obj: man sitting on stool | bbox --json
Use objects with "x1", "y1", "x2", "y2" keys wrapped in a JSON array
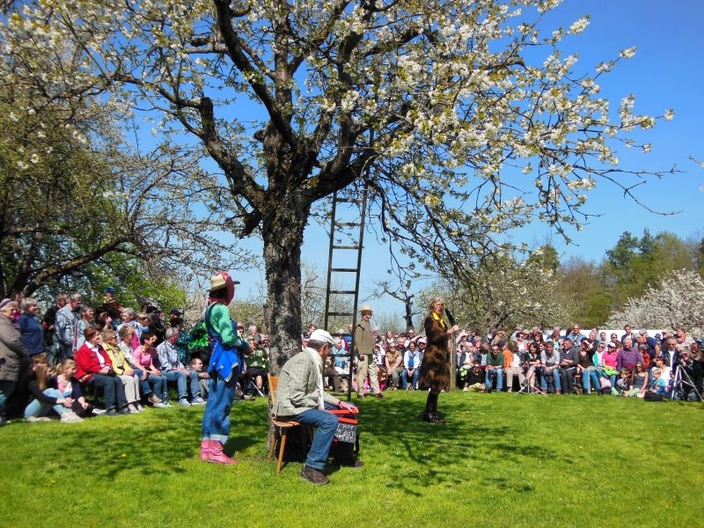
[{"x1": 272, "y1": 329, "x2": 363, "y2": 485}]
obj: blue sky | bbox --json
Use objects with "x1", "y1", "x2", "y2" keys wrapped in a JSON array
[{"x1": 232, "y1": 0, "x2": 704, "y2": 321}]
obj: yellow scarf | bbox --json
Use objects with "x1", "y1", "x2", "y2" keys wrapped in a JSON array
[{"x1": 432, "y1": 311, "x2": 447, "y2": 331}]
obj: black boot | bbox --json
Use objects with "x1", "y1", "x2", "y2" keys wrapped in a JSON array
[
  {"x1": 429, "y1": 391, "x2": 445, "y2": 422},
  {"x1": 421, "y1": 392, "x2": 442, "y2": 423}
]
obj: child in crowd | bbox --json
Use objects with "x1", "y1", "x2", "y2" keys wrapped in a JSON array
[
  {"x1": 615, "y1": 369, "x2": 631, "y2": 396},
  {"x1": 54, "y1": 359, "x2": 98, "y2": 418},
  {"x1": 24, "y1": 354, "x2": 83, "y2": 423},
  {"x1": 648, "y1": 368, "x2": 668, "y2": 395}
]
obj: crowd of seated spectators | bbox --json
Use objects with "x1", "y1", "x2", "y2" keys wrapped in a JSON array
[
  {"x1": 4, "y1": 287, "x2": 702, "y2": 427},
  {"x1": 319, "y1": 322, "x2": 704, "y2": 402},
  {"x1": 3, "y1": 290, "x2": 271, "y2": 423}
]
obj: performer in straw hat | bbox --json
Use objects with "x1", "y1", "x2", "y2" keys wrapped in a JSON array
[
  {"x1": 354, "y1": 305, "x2": 383, "y2": 399},
  {"x1": 199, "y1": 272, "x2": 250, "y2": 464}
]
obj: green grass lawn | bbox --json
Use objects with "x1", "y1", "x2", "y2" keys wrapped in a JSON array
[{"x1": 1, "y1": 391, "x2": 702, "y2": 528}]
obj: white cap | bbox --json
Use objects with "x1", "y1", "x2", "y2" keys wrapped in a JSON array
[{"x1": 309, "y1": 329, "x2": 335, "y2": 346}]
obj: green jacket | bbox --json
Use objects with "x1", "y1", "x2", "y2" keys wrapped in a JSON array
[
  {"x1": 353, "y1": 319, "x2": 374, "y2": 356},
  {"x1": 272, "y1": 348, "x2": 335, "y2": 418}
]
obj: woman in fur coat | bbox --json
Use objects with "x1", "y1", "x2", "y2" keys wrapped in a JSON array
[{"x1": 419, "y1": 297, "x2": 459, "y2": 422}]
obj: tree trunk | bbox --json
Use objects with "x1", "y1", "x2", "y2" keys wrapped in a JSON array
[{"x1": 262, "y1": 197, "x2": 310, "y2": 375}]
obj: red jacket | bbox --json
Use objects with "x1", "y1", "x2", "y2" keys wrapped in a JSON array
[{"x1": 75, "y1": 343, "x2": 111, "y2": 382}]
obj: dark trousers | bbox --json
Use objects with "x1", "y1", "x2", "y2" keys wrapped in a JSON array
[{"x1": 90, "y1": 374, "x2": 127, "y2": 411}]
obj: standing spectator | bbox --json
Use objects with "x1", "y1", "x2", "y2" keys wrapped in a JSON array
[
  {"x1": 248, "y1": 325, "x2": 262, "y2": 345},
  {"x1": 674, "y1": 326, "x2": 694, "y2": 352},
  {"x1": 117, "y1": 308, "x2": 141, "y2": 349},
  {"x1": 55, "y1": 293, "x2": 82, "y2": 362},
  {"x1": 621, "y1": 324, "x2": 636, "y2": 344},
  {"x1": 566, "y1": 324, "x2": 585, "y2": 343},
  {"x1": 42, "y1": 293, "x2": 66, "y2": 364},
  {"x1": 75, "y1": 306, "x2": 95, "y2": 352},
  {"x1": 74, "y1": 325, "x2": 130, "y2": 416},
  {"x1": 548, "y1": 327, "x2": 562, "y2": 346},
  {"x1": 169, "y1": 309, "x2": 184, "y2": 328},
  {"x1": 609, "y1": 332, "x2": 621, "y2": 349},
  {"x1": 0, "y1": 299, "x2": 29, "y2": 426},
  {"x1": 101, "y1": 287, "x2": 123, "y2": 327},
  {"x1": 419, "y1": 297, "x2": 459, "y2": 422},
  {"x1": 200, "y1": 272, "x2": 250, "y2": 464},
  {"x1": 354, "y1": 305, "x2": 383, "y2": 399},
  {"x1": 145, "y1": 305, "x2": 166, "y2": 345},
  {"x1": 637, "y1": 329, "x2": 660, "y2": 363},
  {"x1": 18, "y1": 298, "x2": 45, "y2": 358}
]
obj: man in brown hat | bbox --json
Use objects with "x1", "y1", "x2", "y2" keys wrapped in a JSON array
[{"x1": 354, "y1": 305, "x2": 383, "y2": 399}]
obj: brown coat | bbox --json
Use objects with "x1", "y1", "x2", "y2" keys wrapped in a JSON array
[{"x1": 419, "y1": 314, "x2": 450, "y2": 392}]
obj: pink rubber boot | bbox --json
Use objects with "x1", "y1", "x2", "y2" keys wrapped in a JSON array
[
  {"x1": 200, "y1": 440, "x2": 213, "y2": 461},
  {"x1": 203, "y1": 440, "x2": 238, "y2": 464}
]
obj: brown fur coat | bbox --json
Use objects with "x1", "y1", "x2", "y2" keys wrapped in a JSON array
[{"x1": 419, "y1": 313, "x2": 451, "y2": 392}]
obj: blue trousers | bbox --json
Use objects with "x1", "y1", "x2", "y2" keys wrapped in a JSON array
[
  {"x1": 161, "y1": 370, "x2": 187, "y2": 400},
  {"x1": 581, "y1": 368, "x2": 601, "y2": 393},
  {"x1": 201, "y1": 366, "x2": 239, "y2": 444},
  {"x1": 90, "y1": 374, "x2": 127, "y2": 411},
  {"x1": 25, "y1": 389, "x2": 69, "y2": 417},
  {"x1": 295, "y1": 402, "x2": 339, "y2": 471}
]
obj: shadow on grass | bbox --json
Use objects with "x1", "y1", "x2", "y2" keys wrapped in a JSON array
[
  {"x1": 356, "y1": 395, "x2": 544, "y2": 492},
  {"x1": 47, "y1": 402, "x2": 270, "y2": 481}
]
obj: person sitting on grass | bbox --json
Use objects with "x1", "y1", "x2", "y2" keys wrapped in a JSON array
[
  {"x1": 648, "y1": 368, "x2": 667, "y2": 396},
  {"x1": 24, "y1": 354, "x2": 83, "y2": 423},
  {"x1": 463, "y1": 363, "x2": 485, "y2": 392},
  {"x1": 54, "y1": 359, "x2": 99, "y2": 418},
  {"x1": 615, "y1": 369, "x2": 632, "y2": 396},
  {"x1": 626, "y1": 362, "x2": 649, "y2": 398}
]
